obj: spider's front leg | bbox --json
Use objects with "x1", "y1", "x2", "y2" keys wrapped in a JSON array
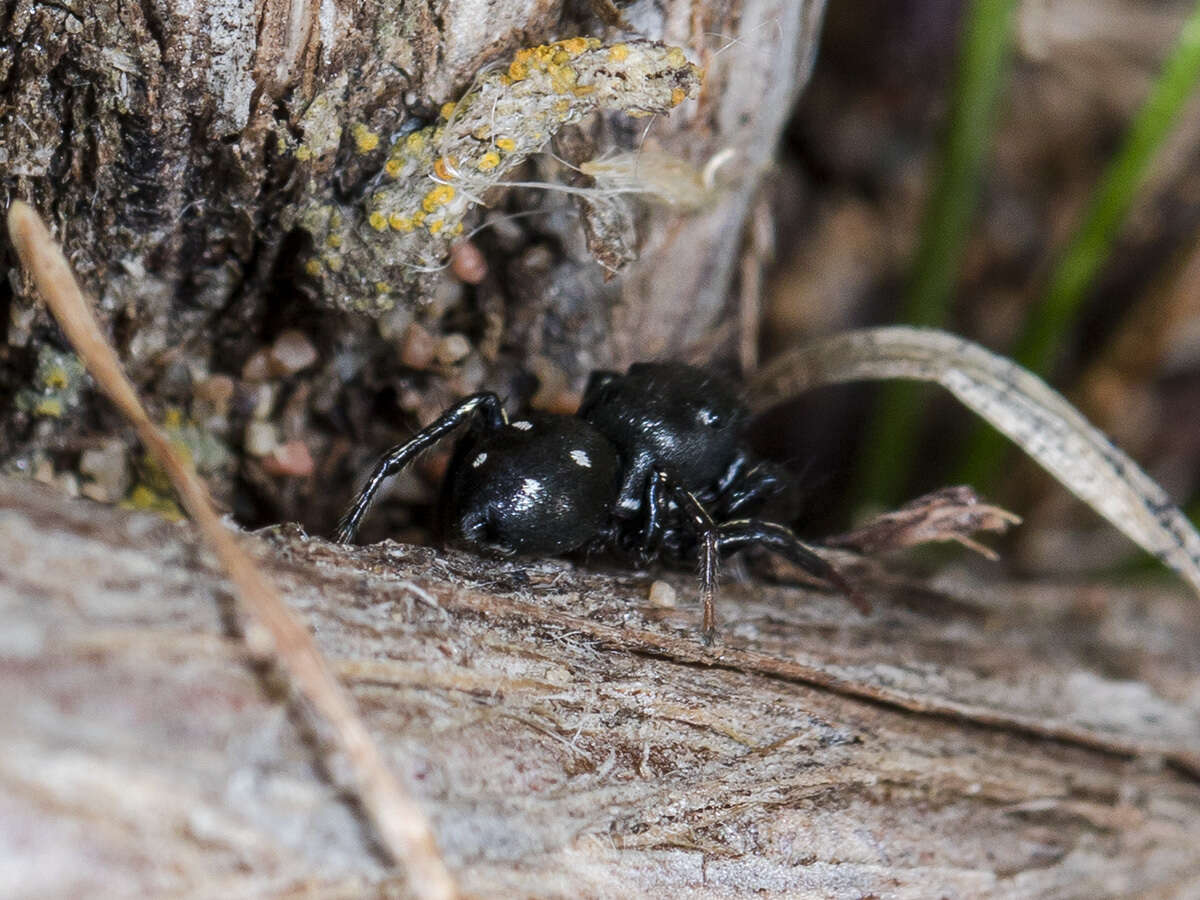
[
  {"x1": 650, "y1": 469, "x2": 868, "y2": 642},
  {"x1": 333, "y1": 392, "x2": 507, "y2": 544},
  {"x1": 709, "y1": 450, "x2": 788, "y2": 519},
  {"x1": 650, "y1": 469, "x2": 722, "y2": 642},
  {"x1": 717, "y1": 519, "x2": 868, "y2": 615}
]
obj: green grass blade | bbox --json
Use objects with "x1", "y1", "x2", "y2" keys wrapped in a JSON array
[
  {"x1": 856, "y1": 0, "x2": 1020, "y2": 509},
  {"x1": 956, "y1": 3, "x2": 1200, "y2": 490}
]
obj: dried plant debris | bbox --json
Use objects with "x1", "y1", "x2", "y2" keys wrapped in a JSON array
[
  {"x1": 828, "y1": 485, "x2": 1021, "y2": 560},
  {"x1": 295, "y1": 39, "x2": 703, "y2": 314},
  {"x1": 751, "y1": 327, "x2": 1200, "y2": 598},
  {"x1": 579, "y1": 147, "x2": 735, "y2": 210}
]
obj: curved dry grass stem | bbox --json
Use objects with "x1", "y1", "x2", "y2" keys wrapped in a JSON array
[
  {"x1": 6, "y1": 200, "x2": 457, "y2": 900},
  {"x1": 752, "y1": 326, "x2": 1200, "y2": 600}
]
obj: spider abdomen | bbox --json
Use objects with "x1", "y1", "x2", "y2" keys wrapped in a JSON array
[{"x1": 441, "y1": 414, "x2": 621, "y2": 555}]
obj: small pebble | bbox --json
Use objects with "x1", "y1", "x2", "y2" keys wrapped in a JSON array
[
  {"x1": 269, "y1": 329, "x2": 319, "y2": 376},
  {"x1": 241, "y1": 349, "x2": 273, "y2": 382},
  {"x1": 245, "y1": 421, "x2": 279, "y2": 457},
  {"x1": 435, "y1": 333, "x2": 471, "y2": 366},
  {"x1": 194, "y1": 374, "x2": 235, "y2": 417},
  {"x1": 400, "y1": 323, "x2": 437, "y2": 370},
  {"x1": 450, "y1": 241, "x2": 488, "y2": 284},
  {"x1": 648, "y1": 580, "x2": 677, "y2": 608},
  {"x1": 32, "y1": 458, "x2": 54, "y2": 484},
  {"x1": 263, "y1": 439, "x2": 315, "y2": 477},
  {"x1": 79, "y1": 439, "x2": 130, "y2": 502},
  {"x1": 378, "y1": 306, "x2": 415, "y2": 341},
  {"x1": 249, "y1": 383, "x2": 277, "y2": 421}
]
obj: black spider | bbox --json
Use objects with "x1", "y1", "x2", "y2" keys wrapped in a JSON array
[{"x1": 334, "y1": 362, "x2": 862, "y2": 641}]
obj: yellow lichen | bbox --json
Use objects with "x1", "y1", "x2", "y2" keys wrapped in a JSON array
[
  {"x1": 440, "y1": 101, "x2": 457, "y2": 120},
  {"x1": 572, "y1": 84, "x2": 595, "y2": 98},
  {"x1": 476, "y1": 151, "x2": 501, "y2": 172},
  {"x1": 670, "y1": 87, "x2": 687, "y2": 106},
  {"x1": 43, "y1": 366, "x2": 69, "y2": 390},
  {"x1": 433, "y1": 156, "x2": 457, "y2": 180},
  {"x1": 405, "y1": 131, "x2": 426, "y2": 153},
  {"x1": 163, "y1": 407, "x2": 184, "y2": 429},
  {"x1": 495, "y1": 137, "x2": 517, "y2": 153},
  {"x1": 375, "y1": 282, "x2": 390, "y2": 293},
  {"x1": 326, "y1": 233, "x2": 342, "y2": 249},
  {"x1": 385, "y1": 158, "x2": 403, "y2": 178},
  {"x1": 428, "y1": 219, "x2": 444, "y2": 235},
  {"x1": 508, "y1": 47, "x2": 535, "y2": 82},
  {"x1": 608, "y1": 43, "x2": 629, "y2": 62},
  {"x1": 368, "y1": 211, "x2": 388, "y2": 231},
  {"x1": 295, "y1": 145, "x2": 313, "y2": 161},
  {"x1": 549, "y1": 65, "x2": 577, "y2": 94},
  {"x1": 422, "y1": 184, "x2": 456, "y2": 212},
  {"x1": 32, "y1": 397, "x2": 63, "y2": 418},
  {"x1": 123, "y1": 484, "x2": 184, "y2": 521},
  {"x1": 388, "y1": 213, "x2": 413, "y2": 232},
  {"x1": 667, "y1": 47, "x2": 687, "y2": 67},
  {"x1": 352, "y1": 123, "x2": 380, "y2": 153},
  {"x1": 305, "y1": 258, "x2": 323, "y2": 276},
  {"x1": 127, "y1": 484, "x2": 157, "y2": 509},
  {"x1": 325, "y1": 255, "x2": 344, "y2": 272}
]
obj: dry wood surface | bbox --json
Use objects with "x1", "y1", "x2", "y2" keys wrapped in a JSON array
[{"x1": 3, "y1": 475, "x2": 1200, "y2": 897}]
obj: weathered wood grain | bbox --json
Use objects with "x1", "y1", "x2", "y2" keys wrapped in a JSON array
[{"x1": 3, "y1": 475, "x2": 1199, "y2": 897}]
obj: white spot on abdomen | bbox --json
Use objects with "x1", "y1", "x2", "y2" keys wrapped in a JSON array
[
  {"x1": 514, "y1": 477, "x2": 543, "y2": 512},
  {"x1": 569, "y1": 449, "x2": 591, "y2": 468},
  {"x1": 472, "y1": 452, "x2": 488, "y2": 468},
  {"x1": 511, "y1": 420, "x2": 533, "y2": 431}
]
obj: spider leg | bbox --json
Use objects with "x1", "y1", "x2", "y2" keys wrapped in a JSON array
[
  {"x1": 653, "y1": 469, "x2": 721, "y2": 643},
  {"x1": 638, "y1": 468, "x2": 668, "y2": 562},
  {"x1": 717, "y1": 519, "x2": 868, "y2": 614},
  {"x1": 333, "y1": 392, "x2": 507, "y2": 543},
  {"x1": 713, "y1": 453, "x2": 787, "y2": 519}
]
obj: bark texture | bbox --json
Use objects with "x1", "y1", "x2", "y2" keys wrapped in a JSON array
[
  {"x1": 4, "y1": 475, "x2": 1200, "y2": 897},
  {"x1": 1, "y1": 0, "x2": 821, "y2": 378}
]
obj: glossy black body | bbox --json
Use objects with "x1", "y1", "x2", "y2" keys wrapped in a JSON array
[
  {"x1": 579, "y1": 363, "x2": 749, "y2": 514},
  {"x1": 441, "y1": 413, "x2": 621, "y2": 555},
  {"x1": 334, "y1": 363, "x2": 856, "y2": 640}
]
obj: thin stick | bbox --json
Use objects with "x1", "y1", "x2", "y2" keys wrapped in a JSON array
[{"x1": 6, "y1": 200, "x2": 457, "y2": 900}]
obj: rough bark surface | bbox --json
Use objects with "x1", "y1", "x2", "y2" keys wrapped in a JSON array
[
  {"x1": 1, "y1": 0, "x2": 821, "y2": 381},
  {"x1": 4, "y1": 475, "x2": 1200, "y2": 897}
]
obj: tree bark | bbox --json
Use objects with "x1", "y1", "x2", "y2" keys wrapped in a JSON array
[
  {"x1": 3, "y1": 474, "x2": 1199, "y2": 897},
  {"x1": 2, "y1": 0, "x2": 822, "y2": 375}
]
